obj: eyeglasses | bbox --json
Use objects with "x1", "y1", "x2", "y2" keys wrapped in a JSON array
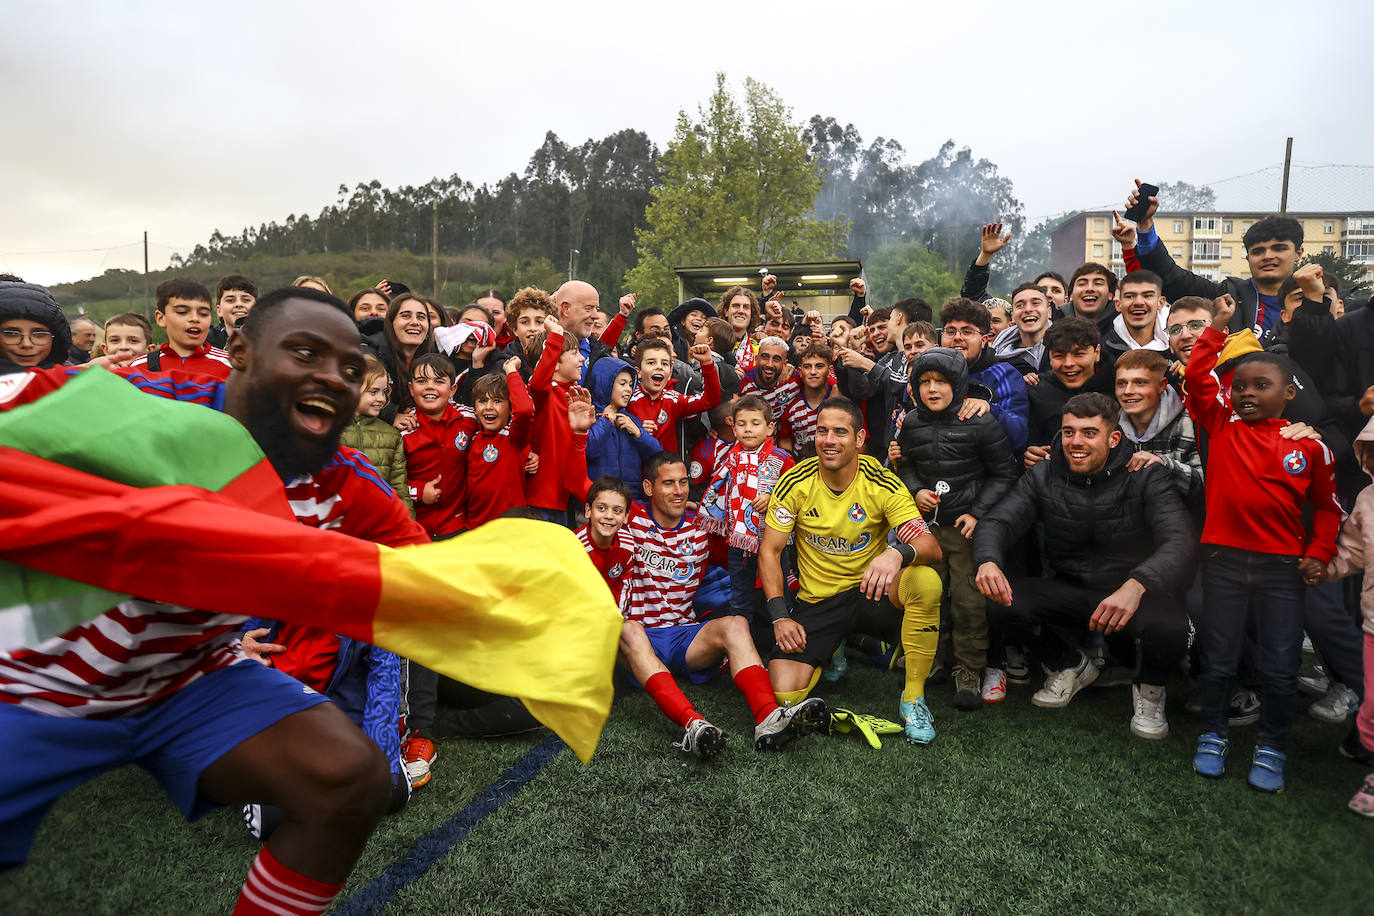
[
  {"x1": 0, "y1": 328, "x2": 53, "y2": 343},
  {"x1": 941, "y1": 326, "x2": 984, "y2": 339},
  {"x1": 1165, "y1": 319, "x2": 1209, "y2": 336}
]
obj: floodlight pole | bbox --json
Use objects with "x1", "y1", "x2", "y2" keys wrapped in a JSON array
[{"x1": 1280, "y1": 137, "x2": 1293, "y2": 214}]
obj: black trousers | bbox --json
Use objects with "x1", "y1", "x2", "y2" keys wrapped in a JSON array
[{"x1": 988, "y1": 577, "x2": 1188, "y2": 685}]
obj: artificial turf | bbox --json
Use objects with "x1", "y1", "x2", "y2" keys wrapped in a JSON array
[{"x1": 3, "y1": 663, "x2": 1368, "y2": 915}]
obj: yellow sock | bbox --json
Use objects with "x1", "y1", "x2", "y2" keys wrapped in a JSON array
[
  {"x1": 899, "y1": 565, "x2": 943, "y2": 703},
  {"x1": 774, "y1": 667, "x2": 822, "y2": 706}
]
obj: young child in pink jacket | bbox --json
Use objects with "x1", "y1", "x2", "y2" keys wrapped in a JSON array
[{"x1": 1319, "y1": 415, "x2": 1374, "y2": 817}]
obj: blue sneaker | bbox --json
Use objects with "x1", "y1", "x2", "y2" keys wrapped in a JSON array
[
  {"x1": 900, "y1": 695, "x2": 936, "y2": 745},
  {"x1": 822, "y1": 644, "x2": 848, "y2": 683},
  {"x1": 1193, "y1": 732, "x2": 1229, "y2": 779},
  {"x1": 1247, "y1": 746, "x2": 1287, "y2": 794}
]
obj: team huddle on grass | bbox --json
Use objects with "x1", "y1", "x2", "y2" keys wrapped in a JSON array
[{"x1": 0, "y1": 177, "x2": 1371, "y2": 915}]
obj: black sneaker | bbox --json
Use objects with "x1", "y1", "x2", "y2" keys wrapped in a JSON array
[
  {"x1": 754, "y1": 697, "x2": 828, "y2": 751},
  {"x1": 952, "y1": 665, "x2": 981, "y2": 710},
  {"x1": 1341, "y1": 723, "x2": 1374, "y2": 765}
]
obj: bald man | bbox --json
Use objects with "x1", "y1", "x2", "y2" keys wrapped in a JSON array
[{"x1": 552, "y1": 280, "x2": 612, "y2": 384}]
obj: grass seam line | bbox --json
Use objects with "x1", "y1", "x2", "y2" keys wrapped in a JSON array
[{"x1": 334, "y1": 735, "x2": 566, "y2": 915}]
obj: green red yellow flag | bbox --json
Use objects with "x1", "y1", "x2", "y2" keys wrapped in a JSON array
[{"x1": 0, "y1": 369, "x2": 621, "y2": 763}]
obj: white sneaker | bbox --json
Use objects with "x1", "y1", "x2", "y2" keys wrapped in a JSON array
[
  {"x1": 1308, "y1": 682, "x2": 1360, "y2": 723},
  {"x1": 1297, "y1": 665, "x2": 1330, "y2": 696},
  {"x1": 981, "y1": 667, "x2": 1007, "y2": 703},
  {"x1": 1031, "y1": 654, "x2": 1099, "y2": 708},
  {"x1": 674, "y1": 718, "x2": 727, "y2": 759},
  {"x1": 1130, "y1": 684, "x2": 1168, "y2": 739}
]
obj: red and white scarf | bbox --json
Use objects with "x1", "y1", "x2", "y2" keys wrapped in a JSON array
[
  {"x1": 699, "y1": 438, "x2": 786, "y2": 555},
  {"x1": 734, "y1": 335, "x2": 756, "y2": 373}
]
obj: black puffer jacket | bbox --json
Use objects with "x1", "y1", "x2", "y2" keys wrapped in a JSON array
[
  {"x1": 973, "y1": 438, "x2": 1197, "y2": 594},
  {"x1": 896, "y1": 348, "x2": 1018, "y2": 521},
  {"x1": 0, "y1": 281, "x2": 71, "y2": 374}
]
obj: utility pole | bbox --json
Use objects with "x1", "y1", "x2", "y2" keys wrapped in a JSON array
[
  {"x1": 143, "y1": 231, "x2": 151, "y2": 323},
  {"x1": 1280, "y1": 137, "x2": 1293, "y2": 213},
  {"x1": 431, "y1": 200, "x2": 439, "y2": 297}
]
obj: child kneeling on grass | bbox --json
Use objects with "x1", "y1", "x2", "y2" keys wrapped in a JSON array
[{"x1": 1186, "y1": 294, "x2": 1342, "y2": 794}]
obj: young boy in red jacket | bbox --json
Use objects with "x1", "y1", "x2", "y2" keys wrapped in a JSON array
[
  {"x1": 401, "y1": 353, "x2": 471, "y2": 540},
  {"x1": 129, "y1": 278, "x2": 232, "y2": 379},
  {"x1": 462, "y1": 356, "x2": 536, "y2": 528},
  {"x1": 1186, "y1": 293, "x2": 1342, "y2": 794},
  {"x1": 526, "y1": 316, "x2": 592, "y2": 525},
  {"x1": 627, "y1": 336, "x2": 721, "y2": 455}
]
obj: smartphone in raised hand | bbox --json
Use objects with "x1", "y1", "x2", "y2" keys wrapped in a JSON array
[{"x1": 1124, "y1": 183, "x2": 1159, "y2": 223}]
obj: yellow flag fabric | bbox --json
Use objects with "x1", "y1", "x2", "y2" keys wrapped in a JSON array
[{"x1": 376, "y1": 518, "x2": 621, "y2": 764}]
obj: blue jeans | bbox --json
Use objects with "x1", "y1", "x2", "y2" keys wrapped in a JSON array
[
  {"x1": 1199, "y1": 546, "x2": 1304, "y2": 749},
  {"x1": 726, "y1": 546, "x2": 761, "y2": 620}
]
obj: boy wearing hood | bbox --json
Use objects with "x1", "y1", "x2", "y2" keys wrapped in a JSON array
[
  {"x1": 895, "y1": 348, "x2": 1019, "y2": 708},
  {"x1": 1114, "y1": 350, "x2": 1203, "y2": 507},
  {"x1": 1101, "y1": 270, "x2": 1171, "y2": 363},
  {"x1": 0, "y1": 282, "x2": 70, "y2": 374},
  {"x1": 587, "y1": 356, "x2": 663, "y2": 489}
]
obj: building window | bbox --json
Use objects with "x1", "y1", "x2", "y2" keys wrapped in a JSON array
[
  {"x1": 1092, "y1": 218, "x2": 1105, "y2": 233},
  {"x1": 1092, "y1": 243, "x2": 1104, "y2": 257},
  {"x1": 1171, "y1": 248, "x2": 1184, "y2": 258},
  {"x1": 1345, "y1": 240, "x2": 1374, "y2": 263},
  {"x1": 1324, "y1": 245, "x2": 1334, "y2": 255},
  {"x1": 1348, "y1": 217, "x2": 1374, "y2": 236},
  {"x1": 1173, "y1": 220, "x2": 1184, "y2": 234},
  {"x1": 1194, "y1": 216, "x2": 1220, "y2": 232},
  {"x1": 1222, "y1": 220, "x2": 1233, "y2": 233},
  {"x1": 1221, "y1": 246, "x2": 1232, "y2": 258},
  {"x1": 1324, "y1": 221, "x2": 1335, "y2": 234},
  {"x1": 1242, "y1": 220, "x2": 1254, "y2": 233},
  {"x1": 1193, "y1": 240, "x2": 1221, "y2": 262}
]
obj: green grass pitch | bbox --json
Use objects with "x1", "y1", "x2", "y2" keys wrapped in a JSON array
[{"x1": 2, "y1": 664, "x2": 1368, "y2": 915}]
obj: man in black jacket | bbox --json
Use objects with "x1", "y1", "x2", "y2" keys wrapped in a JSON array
[
  {"x1": 1126, "y1": 181, "x2": 1303, "y2": 349},
  {"x1": 973, "y1": 392, "x2": 1196, "y2": 739}
]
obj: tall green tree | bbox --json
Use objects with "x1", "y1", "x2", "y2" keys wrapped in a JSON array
[
  {"x1": 624, "y1": 75, "x2": 848, "y2": 308},
  {"x1": 865, "y1": 240, "x2": 962, "y2": 308}
]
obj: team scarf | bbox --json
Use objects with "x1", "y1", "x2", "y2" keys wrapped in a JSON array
[
  {"x1": 699, "y1": 437, "x2": 786, "y2": 555},
  {"x1": 0, "y1": 369, "x2": 618, "y2": 763},
  {"x1": 433, "y1": 320, "x2": 496, "y2": 356},
  {"x1": 734, "y1": 335, "x2": 756, "y2": 373}
]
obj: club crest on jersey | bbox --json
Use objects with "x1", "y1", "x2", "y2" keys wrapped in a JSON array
[
  {"x1": 1283, "y1": 449, "x2": 1307, "y2": 474},
  {"x1": 689, "y1": 460, "x2": 703, "y2": 479},
  {"x1": 482, "y1": 444, "x2": 499, "y2": 463},
  {"x1": 454, "y1": 431, "x2": 470, "y2": 450},
  {"x1": 848, "y1": 502, "x2": 866, "y2": 523},
  {"x1": 657, "y1": 409, "x2": 668, "y2": 425},
  {"x1": 608, "y1": 563, "x2": 624, "y2": 579}
]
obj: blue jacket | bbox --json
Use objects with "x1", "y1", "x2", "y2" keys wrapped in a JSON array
[
  {"x1": 586, "y1": 357, "x2": 663, "y2": 486},
  {"x1": 244, "y1": 619, "x2": 406, "y2": 791},
  {"x1": 967, "y1": 349, "x2": 1030, "y2": 452}
]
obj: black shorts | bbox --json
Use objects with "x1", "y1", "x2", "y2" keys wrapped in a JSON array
[{"x1": 770, "y1": 586, "x2": 898, "y2": 667}]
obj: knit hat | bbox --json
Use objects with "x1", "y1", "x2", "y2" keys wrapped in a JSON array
[{"x1": 668, "y1": 298, "x2": 716, "y2": 327}]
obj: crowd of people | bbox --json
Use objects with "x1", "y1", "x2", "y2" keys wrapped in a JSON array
[{"x1": 1, "y1": 177, "x2": 1372, "y2": 913}]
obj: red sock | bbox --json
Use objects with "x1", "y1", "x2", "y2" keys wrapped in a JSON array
[
  {"x1": 734, "y1": 664, "x2": 780, "y2": 724},
  {"x1": 644, "y1": 671, "x2": 701, "y2": 728},
  {"x1": 234, "y1": 844, "x2": 344, "y2": 915}
]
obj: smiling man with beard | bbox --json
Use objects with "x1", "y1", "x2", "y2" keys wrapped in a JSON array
[
  {"x1": 974, "y1": 392, "x2": 1196, "y2": 739},
  {"x1": 0, "y1": 286, "x2": 430, "y2": 915}
]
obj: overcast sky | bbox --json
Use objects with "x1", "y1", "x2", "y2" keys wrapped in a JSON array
[{"x1": 4, "y1": 0, "x2": 1370, "y2": 285}]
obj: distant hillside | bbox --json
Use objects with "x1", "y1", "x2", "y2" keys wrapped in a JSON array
[{"x1": 48, "y1": 249, "x2": 568, "y2": 326}]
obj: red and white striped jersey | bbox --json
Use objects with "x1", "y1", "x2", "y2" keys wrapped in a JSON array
[
  {"x1": 575, "y1": 524, "x2": 638, "y2": 604},
  {"x1": 739, "y1": 369, "x2": 802, "y2": 425},
  {"x1": 779, "y1": 385, "x2": 835, "y2": 455},
  {"x1": 621, "y1": 503, "x2": 710, "y2": 628},
  {"x1": 0, "y1": 439, "x2": 426, "y2": 718}
]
